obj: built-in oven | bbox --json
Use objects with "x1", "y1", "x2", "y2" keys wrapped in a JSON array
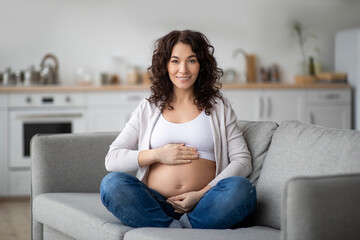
[{"x1": 8, "y1": 92, "x2": 87, "y2": 168}]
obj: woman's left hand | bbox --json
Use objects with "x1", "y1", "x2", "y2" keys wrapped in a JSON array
[{"x1": 167, "y1": 191, "x2": 203, "y2": 213}]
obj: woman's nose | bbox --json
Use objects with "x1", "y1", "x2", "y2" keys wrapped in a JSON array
[{"x1": 179, "y1": 62, "x2": 188, "y2": 73}]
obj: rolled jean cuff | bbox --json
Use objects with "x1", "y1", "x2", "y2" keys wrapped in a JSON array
[
  {"x1": 169, "y1": 219, "x2": 182, "y2": 228},
  {"x1": 179, "y1": 214, "x2": 192, "y2": 228}
]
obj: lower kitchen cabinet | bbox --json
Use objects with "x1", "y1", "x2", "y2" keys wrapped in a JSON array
[
  {"x1": 304, "y1": 89, "x2": 351, "y2": 129},
  {"x1": 8, "y1": 170, "x2": 31, "y2": 196},
  {"x1": 306, "y1": 105, "x2": 351, "y2": 129},
  {"x1": 0, "y1": 108, "x2": 8, "y2": 196},
  {"x1": 224, "y1": 88, "x2": 351, "y2": 129},
  {"x1": 222, "y1": 89, "x2": 259, "y2": 121},
  {"x1": 223, "y1": 89, "x2": 305, "y2": 124},
  {"x1": 86, "y1": 91, "x2": 150, "y2": 133},
  {"x1": 258, "y1": 90, "x2": 305, "y2": 124},
  {"x1": 88, "y1": 108, "x2": 130, "y2": 133}
]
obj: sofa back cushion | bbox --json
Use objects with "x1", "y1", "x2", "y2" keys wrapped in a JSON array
[
  {"x1": 253, "y1": 120, "x2": 360, "y2": 229},
  {"x1": 237, "y1": 120, "x2": 278, "y2": 185},
  {"x1": 31, "y1": 132, "x2": 118, "y2": 197}
]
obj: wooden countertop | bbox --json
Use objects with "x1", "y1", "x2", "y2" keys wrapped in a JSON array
[{"x1": 0, "y1": 82, "x2": 351, "y2": 93}]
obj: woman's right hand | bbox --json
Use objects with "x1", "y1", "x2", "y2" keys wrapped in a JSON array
[{"x1": 155, "y1": 144, "x2": 199, "y2": 165}]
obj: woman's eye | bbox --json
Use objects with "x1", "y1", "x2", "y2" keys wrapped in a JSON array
[
  {"x1": 189, "y1": 59, "x2": 197, "y2": 63},
  {"x1": 171, "y1": 60, "x2": 178, "y2": 63}
]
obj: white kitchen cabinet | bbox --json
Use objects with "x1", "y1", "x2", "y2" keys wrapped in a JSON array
[
  {"x1": 305, "y1": 89, "x2": 351, "y2": 129},
  {"x1": 222, "y1": 89, "x2": 259, "y2": 121},
  {"x1": 87, "y1": 91, "x2": 150, "y2": 132},
  {"x1": 223, "y1": 89, "x2": 305, "y2": 124},
  {"x1": 9, "y1": 170, "x2": 31, "y2": 196},
  {"x1": 0, "y1": 94, "x2": 8, "y2": 196},
  {"x1": 88, "y1": 106, "x2": 138, "y2": 133},
  {"x1": 306, "y1": 105, "x2": 351, "y2": 129},
  {"x1": 257, "y1": 90, "x2": 305, "y2": 123}
]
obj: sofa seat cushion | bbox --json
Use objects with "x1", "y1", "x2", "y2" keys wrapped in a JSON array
[
  {"x1": 33, "y1": 193, "x2": 132, "y2": 240},
  {"x1": 124, "y1": 226, "x2": 280, "y2": 240},
  {"x1": 254, "y1": 120, "x2": 360, "y2": 229},
  {"x1": 44, "y1": 225, "x2": 77, "y2": 240}
]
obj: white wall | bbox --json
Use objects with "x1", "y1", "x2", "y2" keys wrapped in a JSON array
[{"x1": 1, "y1": 0, "x2": 359, "y2": 84}]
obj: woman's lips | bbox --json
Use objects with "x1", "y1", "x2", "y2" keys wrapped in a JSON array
[{"x1": 177, "y1": 76, "x2": 191, "y2": 82}]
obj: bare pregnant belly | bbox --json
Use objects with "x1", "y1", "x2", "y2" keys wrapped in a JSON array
[{"x1": 147, "y1": 159, "x2": 216, "y2": 198}]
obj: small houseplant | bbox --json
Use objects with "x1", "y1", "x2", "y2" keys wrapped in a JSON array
[{"x1": 292, "y1": 21, "x2": 317, "y2": 76}]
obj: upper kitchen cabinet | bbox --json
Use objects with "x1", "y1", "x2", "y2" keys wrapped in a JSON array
[{"x1": 223, "y1": 89, "x2": 305, "y2": 124}]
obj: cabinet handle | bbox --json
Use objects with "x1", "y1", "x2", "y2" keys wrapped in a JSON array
[
  {"x1": 42, "y1": 97, "x2": 54, "y2": 103},
  {"x1": 310, "y1": 112, "x2": 315, "y2": 124},
  {"x1": 126, "y1": 95, "x2": 141, "y2": 101},
  {"x1": 26, "y1": 96, "x2": 32, "y2": 103},
  {"x1": 322, "y1": 93, "x2": 340, "y2": 100},
  {"x1": 257, "y1": 96, "x2": 264, "y2": 120},
  {"x1": 266, "y1": 96, "x2": 271, "y2": 118},
  {"x1": 16, "y1": 113, "x2": 83, "y2": 120}
]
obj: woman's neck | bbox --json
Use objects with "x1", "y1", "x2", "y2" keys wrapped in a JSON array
[{"x1": 172, "y1": 88, "x2": 195, "y2": 104}]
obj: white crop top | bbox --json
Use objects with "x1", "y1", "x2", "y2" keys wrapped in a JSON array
[{"x1": 150, "y1": 111, "x2": 215, "y2": 161}]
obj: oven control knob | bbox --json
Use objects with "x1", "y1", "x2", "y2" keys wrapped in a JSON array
[
  {"x1": 26, "y1": 96, "x2": 32, "y2": 103},
  {"x1": 65, "y1": 96, "x2": 71, "y2": 103}
]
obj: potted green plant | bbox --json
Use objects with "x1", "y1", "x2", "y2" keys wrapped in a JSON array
[{"x1": 292, "y1": 21, "x2": 317, "y2": 76}]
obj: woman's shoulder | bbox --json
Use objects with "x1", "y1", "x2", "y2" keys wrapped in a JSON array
[
  {"x1": 212, "y1": 96, "x2": 231, "y2": 111},
  {"x1": 210, "y1": 95, "x2": 237, "y2": 120}
]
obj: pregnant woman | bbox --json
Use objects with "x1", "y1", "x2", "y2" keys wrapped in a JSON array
[{"x1": 100, "y1": 30, "x2": 257, "y2": 229}]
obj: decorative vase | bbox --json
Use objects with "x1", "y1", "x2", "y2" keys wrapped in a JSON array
[{"x1": 298, "y1": 59, "x2": 309, "y2": 76}]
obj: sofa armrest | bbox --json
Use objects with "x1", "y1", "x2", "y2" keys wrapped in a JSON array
[
  {"x1": 282, "y1": 174, "x2": 360, "y2": 240},
  {"x1": 31, "y1": 132, "x2": 118, "y2": 198}
]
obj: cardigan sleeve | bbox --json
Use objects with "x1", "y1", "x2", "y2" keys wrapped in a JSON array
[
  {"x1": 209, "y1": 99, "x2": 252, "y2": 186},
  {"x1": 104, "y1": 100, "x2": 145, "y2": 172}
]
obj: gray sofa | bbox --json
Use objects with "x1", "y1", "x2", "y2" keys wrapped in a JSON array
[{"x1": 31, "y1": 120, "x2": 360, "y2": 240}]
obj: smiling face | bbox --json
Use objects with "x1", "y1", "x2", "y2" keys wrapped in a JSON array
[{"x1": 167, "y1": 42, "x2": 200, "y2": 93}]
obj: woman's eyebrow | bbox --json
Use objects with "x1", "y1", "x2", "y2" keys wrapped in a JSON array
[{"x1": 170, "y1": 55, "x2": 197, "y2": 59}]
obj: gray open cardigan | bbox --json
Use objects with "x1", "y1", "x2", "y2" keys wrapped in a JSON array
[{"x1": 105, "y1": 97, "x2": 252, "y2": 186}]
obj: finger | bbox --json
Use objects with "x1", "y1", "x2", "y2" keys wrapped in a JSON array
[
  {"x1": 167, "y1": 199, "x2": 179, "y2": 206},
  {"x1": 179, "y1": 146, "x2": 198, "y2": 152},
  {"x1": 179, "y1": 150, "x2": 199, "y2": 157},
  {"x1": 170, "y1": 200, "x2": 188, "y2": 210},
  {"x1": 176, "y1": 144, "x2": 196, "y2": 151},
  {"x1": 177, "y1": 153, "x2": 199, "y2": 160},
  {"x1": 167, "y1": 200, "x2": 184, "y2": 211},
  {"x1": 173, "y1": 159, "x2": 193, "y2": 164},
  {"x1": 174, "y1": 210, "x2": 185, "y2": 214},
  {"x1": 167, "y1": 198, "x2": 186, "y2": 209},
  {"x1": 168, "y1": 194, "x2": 185, "y2": 201},
  {"x1": 171, "y1": 203, "x2": 187, "y2": 212},
  {"x1": 173, "y1": 205, "x2": 190, "y2": 213}
]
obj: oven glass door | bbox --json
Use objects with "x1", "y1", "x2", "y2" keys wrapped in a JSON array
[
  {"x1": 9, "y1": 109, "x2": 86, "y2": 168},
  {"x1": 23, "y1": 122, "x2": 72, "y2": 157}
]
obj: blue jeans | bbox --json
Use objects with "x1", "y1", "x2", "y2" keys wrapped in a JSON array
[{"x1": 100, "y1": 172, "x2": 256, "y2": 229}]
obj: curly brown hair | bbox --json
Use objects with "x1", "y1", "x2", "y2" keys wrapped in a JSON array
[{"x1": 147, "y1": 30, "x2": 224, "y2": 115}]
